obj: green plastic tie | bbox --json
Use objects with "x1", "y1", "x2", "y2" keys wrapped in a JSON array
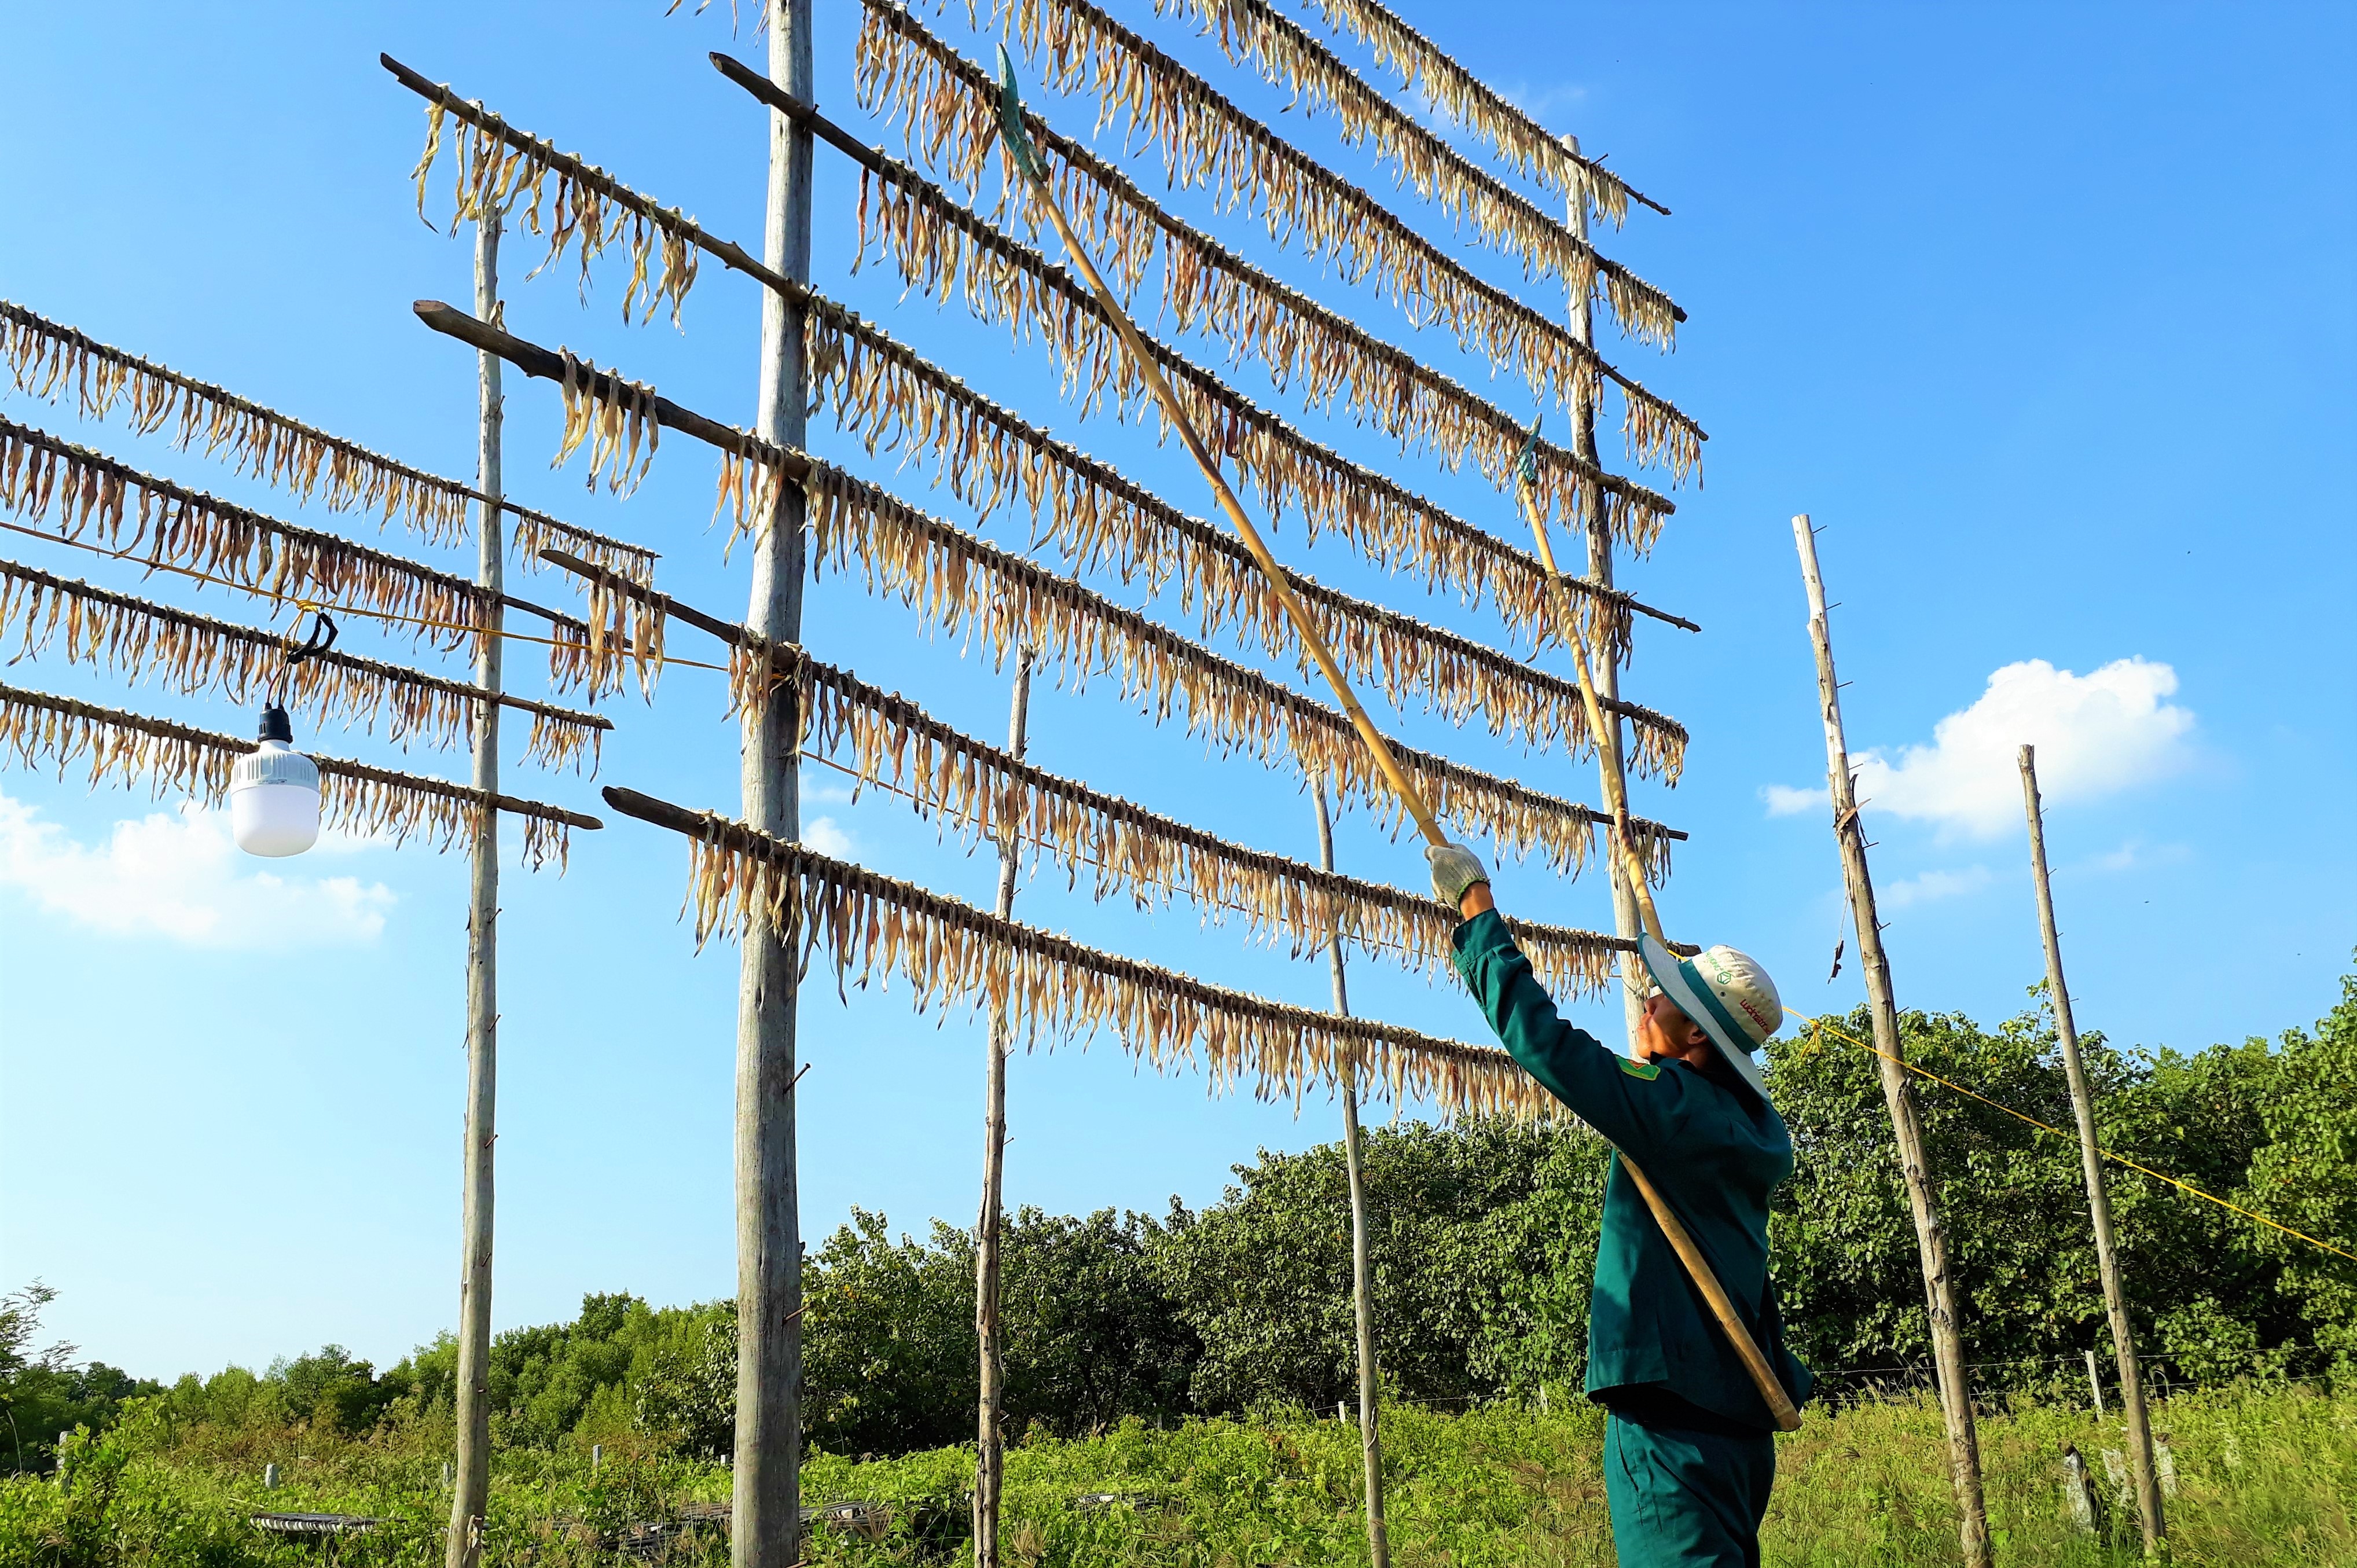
[
  {"x1": 996, "y1": 44, "x2": 1044, "y2": 182},
  {"x1": 1515, "y1": 415, "x2": 1543, "y2": 491}
]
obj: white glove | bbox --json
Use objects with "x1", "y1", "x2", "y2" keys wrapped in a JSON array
[{"x1": 1426, "y1": 841, "x2": 1491, "y2": 906}]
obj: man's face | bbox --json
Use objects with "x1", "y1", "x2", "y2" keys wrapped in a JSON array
[{"x1": 1639, "y1": 992, "x2": 1713, "y2": 1067}]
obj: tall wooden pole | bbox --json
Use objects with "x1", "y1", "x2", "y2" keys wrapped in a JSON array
[
  {"x1": 735, "y1": 5, "x2": 813, "y2": 1565},
  {"x1": 1793, "y1": 516, "x2": 1992, "y2": 1568},
  {"x1": 1315, "y1": 779, "x2": 1390, "y2": 1568},
  {"x1": 2020, "y1": 745, "x2": 2165, "y2": 1556},
  {"x1": 1561, "y1": 133, "x2": 1644, "y2": 1049},
  {"x1": 974, "y1": 651, "x2": 1034, "y2": 1568},
  {"x1": 445, "y1": 210, "x2": 502, "y2": 1568}
]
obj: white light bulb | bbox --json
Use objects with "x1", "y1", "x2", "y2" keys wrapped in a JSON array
[{"x1": 231, "y1": 706, "x2": 321, "y2": 857}]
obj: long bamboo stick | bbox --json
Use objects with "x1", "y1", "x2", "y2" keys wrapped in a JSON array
[
  {"x1": 974, "y1": 651, "x2": 1032, "y2": 1568},
  {"x1": 1316, "y1": 779, "x2": 1390, "y2": 1568},
  {"x1": 1000, "y1": 50, "x2": 1793, "y2": 1431},
  {"x1": 1793, "y1": 515, "x2": 1989, "y2": 1558},
  {"x1": 2020, "y1": 744, "x2": 2165, "y2": 1555},
  {"x1": 1510, "y1": 432, "x2": 1802, "y2": 1434},
  {"x1": 993, "y1": 52, "x2": 1442, "y2": 847},
  {"x1": 446, "y1": 210, "x2": 501, "y2": 1568}
]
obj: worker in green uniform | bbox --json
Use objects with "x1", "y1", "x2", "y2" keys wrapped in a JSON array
[{"x1": 1426, "y1": 840, "x2": 1812, "y2": 1568}]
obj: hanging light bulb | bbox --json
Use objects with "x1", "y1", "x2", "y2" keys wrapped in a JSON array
[{"x1": 232, "y1": 612, "x2": 333, "y2": 857}]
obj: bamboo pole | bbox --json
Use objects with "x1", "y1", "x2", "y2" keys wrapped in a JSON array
[
  {"x1": 996, "y1": 54, "x2": 1798, "y2": 1435},
  {"x1": 1509, "y1": 447, "x2": 1801, "y2": 1434},
  {"x1": 1315, "y1": 778, "x2": 1389, "y2": 1568},
  {"x1": 991, "y1": 58, "x2": 1440, "y2": 847},
  {"x1": 445, "y1": 210, "x2": 501, "y2": 1568},
  {"x1": 2020, "y1": 744, "x2": 2165, "y2": 1557},
  {"x1": 1561, "y1": 134, "x2": 1646, "y2": 1050},
  {"x1": 733, "y1": 5, "x2": 813, "y2": 1565},
  {"x1": 1792, "y1": 516, "x2": 1991, "y2": 1567},
  {"x1": 974, "y1": 650, "x2": 1034, "y2": 1568}
]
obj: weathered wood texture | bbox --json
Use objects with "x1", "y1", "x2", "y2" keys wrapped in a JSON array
[
  {"x1": 974, "y1": 654, "x2": 1033, "y2": 1568},
  {"x1": 733, "y1": 6, "x2": 813, "y2": 1566},
  {"x1": 2021, "y1": 744, "x2": 2165, "y2": 1557},
  {"x1": 1793, "y1": 515, "x2": 1991, "y2": 1568},
  {"x1": 446, "y1": 210, "x2": 502, "y2": 1568},
  {"x1": 1316, "y1": 781, "x2": 1390, "y2": 1568}
]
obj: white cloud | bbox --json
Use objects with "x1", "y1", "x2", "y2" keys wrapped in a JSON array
[
  {"x1": 2087, "y1": 839, "x2": 2191, "y2": 875},
  {"x1": 1767, "y1": 658, "x2": 2193, "y2": 839},
  {"x1": 1879, "y1": 865, "x2": 1993, "y2": 909},
  {"x1": 0, "y1": 791, "x2": 394, "y2": 949},
  {"x1": 1762, "y1": 783, "x2": 1828, "y2": 818},
  {"x1": 805, "y1": 816, "x2": 856, "y2": 859}
]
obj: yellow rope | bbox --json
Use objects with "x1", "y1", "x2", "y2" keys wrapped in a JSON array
[{"x1": 1788, "y1": 1009, "x2": 2357, "y2": 1265}]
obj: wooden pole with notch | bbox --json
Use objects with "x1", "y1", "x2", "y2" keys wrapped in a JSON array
[
  {"x1": 735, "y1": 5, "x2": 813, "y2": 1565},
  {"x1": 1793, "y1": 515, "x2": 1992, "y2": 1567},
  {"x1": 974, "y1": 651, "x2": 1034, "y2": 1568},
  {"x1": 445, "y1": 206, "x2": 502, "y2": 1568},
  {"x1": 1315, "y1": 777, "x2": 1391, "y2": 1568},
  {"x1": 1560, "y1": 133, "x2": 1646, "y2": 1049},
  {"x1": 2021, "y1": 743, "x2": 2164, "y2": 1557},
  {"x1": 995, "y1": 50, "x2": 1797, "y2": 1434}
]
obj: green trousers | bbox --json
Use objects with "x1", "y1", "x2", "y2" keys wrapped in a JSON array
[{"x1": 1604, "y1": 1412, "x2": 1776, "y2": 1568}]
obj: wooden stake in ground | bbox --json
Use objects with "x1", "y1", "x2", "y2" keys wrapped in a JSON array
[
  {"x1": 446, "y1": 208, "x2": 502, "y2": 1568},
  {"x1": 1561, "y1": 133, "x2": 1645, "y2": 1050},
  {"x1": 735, "y1": 6, "x2": 813, "y2": 1566},
  {"x1": 1315, "y1": 779, "x2": 1390, "y2": 1568},
  {"x1": 974, "y1": 651, "x2": 1034, "y2": 1568},
  {"x1": 994, "y1": 49, "x2": 1798, "y2": 1435},
  {"x1": 1792, "y1": 515, "x2": 1992, "y2": 1568},
  {"x1": 2021, "y1": 743, "x2": 2165, "y2": 1558}
]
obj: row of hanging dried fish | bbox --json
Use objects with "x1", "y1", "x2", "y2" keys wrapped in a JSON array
[
  {"x1": 523, "y1": 303, "x2": 1684, "y2": 774},
  {"x1": 799, "y1": 296, "x2": 1664, "y2": 749},
  {"x1": 0, "y1": 417, "x2": 599, "y2": 689},
  {"x1": 395, "y1": 78, "x2": 1678, "y2": 574},
  {"x1": 663, "y1": 798, "x2": 1564, "y2": 1119},
  {"x1": 567, "y1": 557, "x2": 1632, "y2": 997},
  {"x1": 978, "y1": 0, "x2": 1682, "y2": 355},
  {"x1": 0, "y1": 559, "x2": 608, "y2": 772},
  {"x1": 407, "y1": 83, "x2": 702, "y2": 330},
  {"x1": 858, "y1": 2, "x2": 1694, "y2": 475},
  {"x1": 0, "y1": 680, "x2": 590, "y2": 867},
  {"x1": 1151, "y1": 0, "x2": 1654, "y2": 232},
  {"x1": 0, "y1": 300, "x2": 657, "y2": 583},
  {"x1": 554, "y1": 348, "x2": 661, "y2": 498},
  {"x1": 847, "y1": 90, "x2": 1701, "y2": 539},
  {"x1": 1294, "y1": 0, "x2": 1652, "y2": 218},
  {"x1": 798, "y1": 457, "x2": 1685, "y2": 866}
]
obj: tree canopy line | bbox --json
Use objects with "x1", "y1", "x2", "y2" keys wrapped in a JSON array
[{"x1": 8, "y1": 976, "x2": 2352, "y2": 1472}]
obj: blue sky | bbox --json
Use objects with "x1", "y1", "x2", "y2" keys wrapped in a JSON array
[{"x1": 2, "y1": 2, "x2": 2349, "y2": 1382}]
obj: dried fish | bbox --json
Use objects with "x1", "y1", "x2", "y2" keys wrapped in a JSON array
[
  {"x1": 858, "y1": 1, "x2": 1691, "y2": 479},
  {"x1": 667, "y1": 799, "x2": 1568, "y2": 1119},
  {"x1": 0, "y1": 300, "x2": 656, "y2": 583},
  {"x1": 0, "y1": 417, "x2": 599, "y2": 691},
  {"x1": 0, "y1": 560, "x2": 605, "y2": 771},
  {"x1": 796, "y1": 458, "x2": 1686, "y2": 862},
  {"x1": 0, "y1": 680, "x2": 582, "y2": 867}
]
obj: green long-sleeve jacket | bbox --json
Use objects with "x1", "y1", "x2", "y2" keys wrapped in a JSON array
[{"x1": 1452, "y1": 910, "x2": 1813, "y2": 1430}]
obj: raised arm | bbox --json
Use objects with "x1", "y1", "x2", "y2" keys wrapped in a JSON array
[{"x1": 1451, "y1": 908, "x2": 1689, "y2": 1159}]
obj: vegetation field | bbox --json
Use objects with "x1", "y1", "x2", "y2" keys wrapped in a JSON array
[
  {"x1": 7, "y1": 981, "x2": 2351, "y2": 1565},
  {"x1": 5, "y1": 1381, "x2": 2354, "y2": 1567}
]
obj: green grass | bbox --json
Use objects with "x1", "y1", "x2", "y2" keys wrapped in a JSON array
[{"x1": 6, "y1": 1383, "x2": 2350, "y2": 1566}]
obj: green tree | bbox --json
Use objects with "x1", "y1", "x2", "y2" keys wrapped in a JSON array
[
  {"x1": 0, "y1": 1284, "x2": 163, "y2": 1474},
  {"x1": 1150, "y1": 1119, "x2": 1609, "y2": 1415}
]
